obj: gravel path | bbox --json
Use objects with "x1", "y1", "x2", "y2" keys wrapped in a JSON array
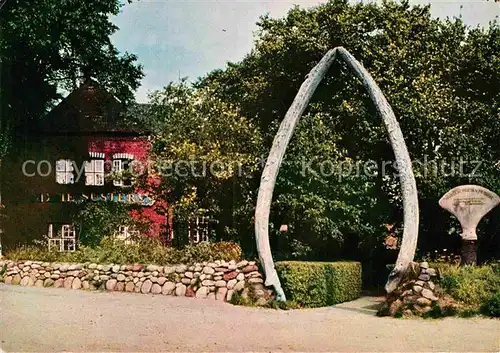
[{"x1": 0, "y1": 284, "x2": 498, "y2": 352}]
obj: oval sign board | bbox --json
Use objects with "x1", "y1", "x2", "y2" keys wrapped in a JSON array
[{"x1": 439, "y1": 185, "x2": 500, "y2": 240}]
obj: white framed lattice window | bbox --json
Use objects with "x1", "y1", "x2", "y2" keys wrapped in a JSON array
[
  {"x1": 55, "y1": 159, "x2": 74, "y2": 184},
  {"x1": 48, "y1": 224, "x2": 76, "y2": 252},
  {"x1": 112, "y1": 153, "x2": 134, "y2": 186},
  {"x1": 85, "y1": 159, "x2": 104, "y2": 186},
  {"x1": 62, "y1": 224, "x2": 76, "y2": 238},
  {"x1": 115, "y1": 225, "x2": 138, "y2": 244},
  {"x1": 188, "y1": 216, "x2": 210, "y2": 244},
  {"x1": 112, "y1": 159, "x2": 123, "y2": 186}
]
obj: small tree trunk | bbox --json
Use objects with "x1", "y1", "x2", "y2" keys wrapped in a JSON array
[{"x1": 460, "y1": 240, "x2": 477, "y2": 266}]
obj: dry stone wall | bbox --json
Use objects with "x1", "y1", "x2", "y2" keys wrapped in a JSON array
[
  {"x1": 0, "y1": 259, "x2": 273, "y2": 304},
  {"x1": 382, "y1": 261, "x2": 441, "y2": 316}
]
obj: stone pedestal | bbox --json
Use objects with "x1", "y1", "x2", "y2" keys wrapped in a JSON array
[{"x1": 461, "y1": 239, "x2": 477, "y2": 266}]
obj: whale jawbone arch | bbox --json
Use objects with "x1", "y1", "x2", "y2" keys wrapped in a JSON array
[{"x1": 255, "y1": 47, "x2": 419, "y2": 301}]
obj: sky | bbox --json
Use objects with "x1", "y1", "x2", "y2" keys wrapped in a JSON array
[{"x1": 111, "y1": 0, "x2": 500, "y2": 103}]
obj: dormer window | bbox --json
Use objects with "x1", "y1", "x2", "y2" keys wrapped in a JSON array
[{"x1": 55, "y1": 159, "x2": 74, "y2": 184}]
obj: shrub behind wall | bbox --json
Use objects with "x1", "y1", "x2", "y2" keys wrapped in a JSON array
[
  {"x1": 275, "y1": 261, "x2": 362, "y2": 307},
  {"x1": 5, "y1": 237, "x2": 243, "y2": 265}
]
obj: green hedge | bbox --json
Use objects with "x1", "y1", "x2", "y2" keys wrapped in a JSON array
[{"x1": 275, "y1": 261, "x2": 362, "y2": 307}]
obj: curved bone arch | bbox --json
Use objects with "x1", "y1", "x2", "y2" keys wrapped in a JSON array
[{"x1": 255, "y1": 47, "x2": 419, "y2": 301}]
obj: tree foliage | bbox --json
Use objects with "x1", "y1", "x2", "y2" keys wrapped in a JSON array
[
  {"x1": 138, "y1": 81, "x2": 263, "y2": 246},
  {"x1": 0, "y1": 0, "x2": 144, "y2": 156},
  {"x1": 73, "y1": 201, "x2": 147, "y2": 248},
  {"x1": 148, "y1": 0, "x2": 500, "y2": 281}
]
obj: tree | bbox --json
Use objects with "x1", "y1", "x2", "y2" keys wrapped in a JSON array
[
  {"x1": 196, "y1": 0, "x2": 499, "y2": 277},
  {"x1": 74, "y1": 201, "x2": 149, "y2": 248},
  {"x1": 141, "y1": 81, "x2": 263, "y2": 246},
  {"x1": 144, "y1": 0, "x2": 499, "y2": 288},
  {"x1": 0, "y1": 0, "x2": 143, "y2": 251}
]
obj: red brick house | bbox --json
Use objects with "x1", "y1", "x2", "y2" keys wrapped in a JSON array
[{"x1": 2, "y1": 79, "x2": 174, "y2": 250}]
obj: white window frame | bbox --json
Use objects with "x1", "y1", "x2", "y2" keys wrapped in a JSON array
[
  {"x1": 113, "y1": 159, "x2": 123, "y2": 186},
  {"x1": 112, "y1": 153, "x2": 134, "y2": 187},
  {"x1": 62, "y1": 224, "x2": 76, "y2": 238},
  {"x1": 85, "y1": 159, "x2": 105, "y2": 186},
  {"x1": 63, "y1": 238, "x2": 76, "y2": 252},
  {"x1": 55, "y1": 159, "x2": 74, "y2": 185},
  {"x1": 115, "y1": 225, "x2": 138, "y2": 244},
  {"x1": 188, "y1": 216, "x2": 210, "y2": 244}
]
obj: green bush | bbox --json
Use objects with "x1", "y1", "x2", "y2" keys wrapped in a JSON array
[
  {"x1": 74, "y1": 201, "x2": 147, "y2": 247},
  {"x1": 434, "y1": 263, "x2": 500, "y2": 307},
  {"x1": 213, "y1": 241, "x2": 242, "y2": 261},
  {"x1": 275, "y1": 261, "x2": 362, "y2": 308},
  {"x1": 480, "y1": 292, "x2": 500, "y2": 318},
  {"x1": 5, "y1": 237, "x2": 242, "y2": 265}
]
